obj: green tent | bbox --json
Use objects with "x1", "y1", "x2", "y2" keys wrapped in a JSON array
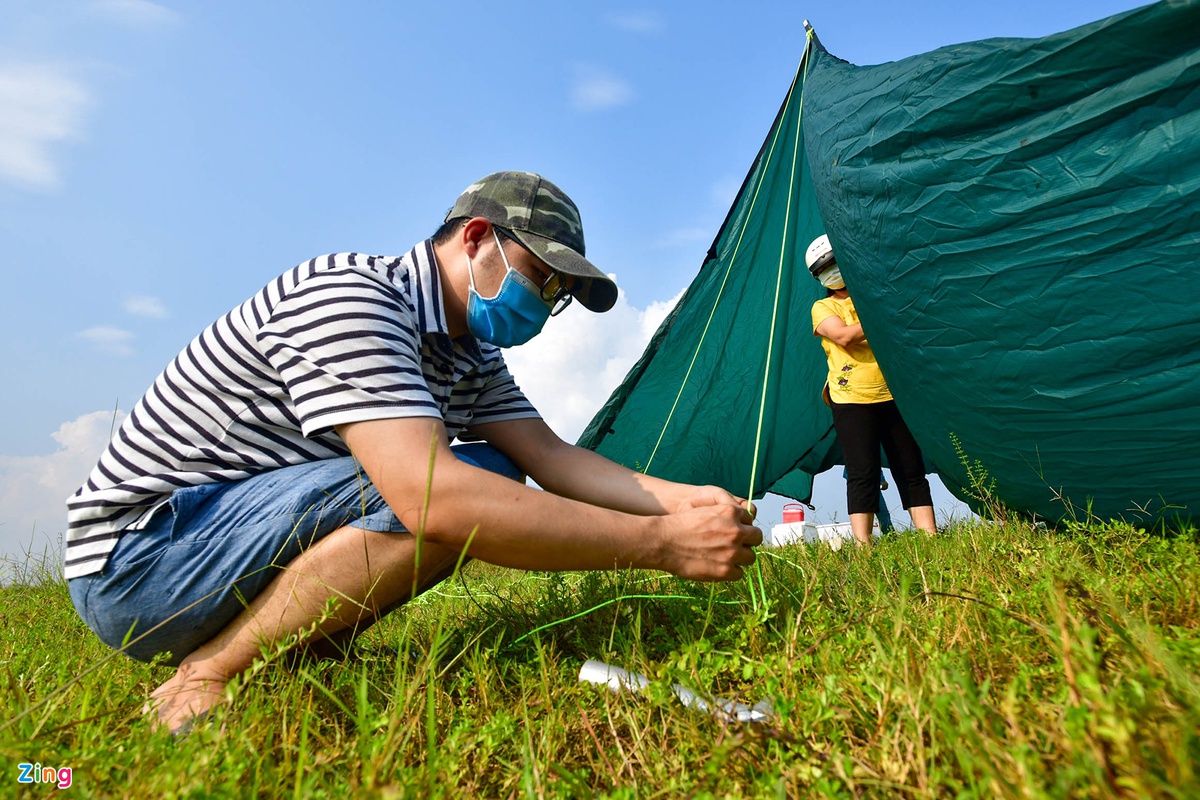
[{"x1": 579, "y1": 0, "x2": 1200, "y2": 526}]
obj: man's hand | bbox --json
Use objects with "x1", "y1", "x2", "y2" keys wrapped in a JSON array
[
  {"x1": 673, "y1": 485, "x2": 756, "y2": 522},
  {"x1": 654, "y1": 502, "x2": 763, "y2": 581}
]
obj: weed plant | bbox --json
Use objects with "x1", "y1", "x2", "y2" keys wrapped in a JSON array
[{"x1": 2, "y1": 515, "x2": 1198, "y2": 798}]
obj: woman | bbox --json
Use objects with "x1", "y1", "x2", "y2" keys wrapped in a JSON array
[{"x1": 807, "y1": 233, "x2": 936, "y2": 545}]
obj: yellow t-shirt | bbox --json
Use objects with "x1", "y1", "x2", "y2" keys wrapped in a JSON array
[{"x1": 811, "y1": 295, "x2": 893, "y2": 404}]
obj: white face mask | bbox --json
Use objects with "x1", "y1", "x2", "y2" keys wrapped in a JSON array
[{"x1": 818, "y1": 265, "x2": 845, "y2": 290}]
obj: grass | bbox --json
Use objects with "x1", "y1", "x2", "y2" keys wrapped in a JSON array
[{"x1": 2, "y1": 516, "x2": 1199, "y2": 798}]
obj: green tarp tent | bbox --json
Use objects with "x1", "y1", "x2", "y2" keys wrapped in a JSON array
[{"x1": 579, "y1": 0, "x2": 1200, "y2": 526}]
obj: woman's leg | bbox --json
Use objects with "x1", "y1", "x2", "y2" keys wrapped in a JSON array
[
  {"x1": 877, "y1": 401, "x2": 936, "y2": 534},
  {"x1": 831, "y1": 401, "x2": 882, "y2": 546}
]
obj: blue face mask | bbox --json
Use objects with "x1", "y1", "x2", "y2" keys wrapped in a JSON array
[{"x1": 465, "y1": 229, "x2": 552, "y2": 347}]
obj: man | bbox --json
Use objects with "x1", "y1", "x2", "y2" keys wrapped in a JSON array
[{"x1": 65, "y1": 171, "x2": 761, "y2": 733}]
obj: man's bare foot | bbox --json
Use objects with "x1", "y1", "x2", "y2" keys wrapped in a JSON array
[{"x1": 145, "y1": 667, "x2": 228, "y2": 735}]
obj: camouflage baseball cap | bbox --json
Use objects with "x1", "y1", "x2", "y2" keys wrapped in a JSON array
[{"x1": 445, "y1": 171, "x2": 618, "y2": 312}]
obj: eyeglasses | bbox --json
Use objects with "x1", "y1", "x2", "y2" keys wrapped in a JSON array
[
  {"x1": 495, "y1": 226, "x2": 574, "y2": 316},
  {"x1": 538, "y1": 270, "x2": 573, "y2": 316}
]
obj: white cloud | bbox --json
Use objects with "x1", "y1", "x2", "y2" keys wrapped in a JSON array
[
  {"x1": 606, "y1": 11, "x2": 664, "y2": 34},
  {"x1": 0, "y1": 410, "x2": 124, "y2": 569},
  {"x1": 77, "y1": 325, "x2": 135, "y2": 357},
  {"x1": 570, "y1": 66, "x2": 635, "y2": 112},
  {"x1": 2, "y1": 291, "x2": 679, "y2": 566},
  {"x1": 504, "y1": 286, "x2": 682, "y2": 444},
  {"x1": 0, "y1": 64, "x2": 90, "y2": 190},
  {"x1": 89, "y1": 0, "x2": 180, "y2": 28},
  {"x1": 124, "y1": 294, "x2": 169, "y2": 319}
]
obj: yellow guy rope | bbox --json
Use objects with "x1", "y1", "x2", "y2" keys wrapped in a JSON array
[
  {"x1": 743, "y1": 29, "x2": 816, "y2": 608},
  {"x1": 639, "y1": 29, "x2": 815, "y2": 612},
  {"x1": 641, "y1": 45, "x2": 808, "y2": 476},
  {"x1": 748, "y1": 28, "x2": 815, "y2": 507}
]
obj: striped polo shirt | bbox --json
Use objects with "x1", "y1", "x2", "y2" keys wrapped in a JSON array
[{"x1": 64, "y1": 241, "x2": 540, "y2": 579}]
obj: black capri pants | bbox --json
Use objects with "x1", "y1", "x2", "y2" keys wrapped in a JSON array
[{"x1": 830, "y1": 399, "x2": 933, "y2": 515}]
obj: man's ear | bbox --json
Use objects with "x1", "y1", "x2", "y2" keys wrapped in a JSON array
[{"x1": 461, "y1": 217, "x2": 493, "y2": 259}]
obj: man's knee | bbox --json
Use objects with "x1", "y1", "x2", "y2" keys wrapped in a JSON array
[{"x1": 315, "y1": 526, "x2": 467, "y2": 594}]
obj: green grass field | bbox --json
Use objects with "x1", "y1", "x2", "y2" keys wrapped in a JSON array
[{"x1": 2, "y1": 516, "x2": 1198, "y2": 798}]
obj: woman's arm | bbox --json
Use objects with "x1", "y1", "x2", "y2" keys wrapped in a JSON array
[{"x1": 814, "y1": 314, "x2": 867, "y2": 348}]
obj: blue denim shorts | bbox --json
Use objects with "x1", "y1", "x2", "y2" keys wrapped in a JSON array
[{"x1": 68, "y1": 444, "x2": 521, "y2": 665}]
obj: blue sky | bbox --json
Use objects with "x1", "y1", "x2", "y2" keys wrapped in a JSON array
[{"x1": 0, "y1": 0, "x2": 1150, "y2": 563}]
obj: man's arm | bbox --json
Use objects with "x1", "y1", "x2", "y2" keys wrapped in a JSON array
[
  {"x1": 336, "y1": 416, "x2": 760, "y2": 581},
  {"x1": 469, "y1": 417, "x2": 746, "y2": 516}
]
